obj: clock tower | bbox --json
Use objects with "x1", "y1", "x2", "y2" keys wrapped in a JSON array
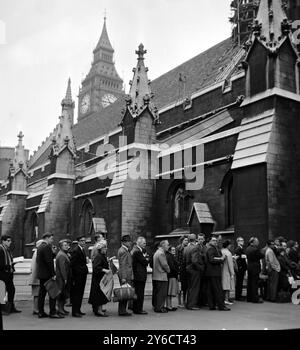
[{"x1": 78, "y1": 16, "x2": 124, "y2": 121}]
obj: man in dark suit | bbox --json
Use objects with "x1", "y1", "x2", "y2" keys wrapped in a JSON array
[
  {"x1": 205, "y1": 236, "x2": 230, "y2": 311},
  {"x1": 131, "y1": 236, "x2": 149, "y2": 315},
  {"x1": 118, "y1": 235, "x2": 133, "y2": 316},
  {"x1": 246, "y1": 237, "x2": 264, "y2": 303},
  {"x1": 70, "y1": 236, "x2": 89, "y2": 317},
  {"x1": 175, "y1": 235, "x2": 189, "y2": 307},
  {"x1": 234, "y1": 237, "x2": 247, "y2": 301},
  {"x1": 185, "y1": 235, "x2": 206, "y2": 310},
  {"x1": 37, "y1": 233, "x2": 61, "y2": 318},
  {"x1": 0, "y1": 235, "x2": 21, "y2": 315}
]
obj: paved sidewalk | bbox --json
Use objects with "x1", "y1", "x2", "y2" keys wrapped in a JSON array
[{"x1": 2, "y1": 297, "x2": 300, "y2": 330}]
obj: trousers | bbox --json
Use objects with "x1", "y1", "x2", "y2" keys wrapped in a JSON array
[{"x1": 38, "y1": 279, "x2": 56, "y2": 315}]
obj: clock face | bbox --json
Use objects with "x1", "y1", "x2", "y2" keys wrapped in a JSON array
[
  {"x1": 101, "y1": 93, "x2": 117, "y2": 108},
  {"x1": 80, "y1": 94, "x2": 90, "y2": 114}
]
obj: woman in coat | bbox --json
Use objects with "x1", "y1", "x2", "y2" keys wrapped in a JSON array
[
  {"x1": 29, "y1": 240, "x2": 44, "y2": 315},
  {"x1": 88, "y1": 240, "x2": 110, "y2": 317},
  {"x1": 221, "y1": 240, "x2": 235, "y2": 305},
  {"x1": 165, "y1": 246, "x2": 179, "y2": 311}
]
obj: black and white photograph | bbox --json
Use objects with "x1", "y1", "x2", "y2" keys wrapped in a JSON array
[{"x1": 0, "y1": 0, "x2": 300, "y2": 338}]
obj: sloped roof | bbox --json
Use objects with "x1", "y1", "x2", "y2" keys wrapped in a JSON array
[
  {"x1": 187, "y1": 202, "x2": 215, "y2": 225},
  {"x1": 37, "y1": 185, "x2": 54, "y2": 214},
  {"x1": 151, "y1": 38, "x2": 243, "y2": 110},
  {"x1": 163, "y1": 109, "x2": 234, "y2": 146},
  {"x1": 73, "y1": 97, "x2": 126, "y2": 147},
  {"x1": 106, "y1": 159, "x2": 133, "y2": 198},
  {"x1": 30, "y1": 37, "x2": 244, "y2": 170},
  {"x1": 232, "y1": 109, "x2": 275, "y2": 169}
]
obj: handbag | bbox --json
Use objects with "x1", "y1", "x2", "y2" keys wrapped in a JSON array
[
  {"x1": 113, "y1": 283, "x2": 137, "y2": 303},
  {"x1": 44, "y1": 278, "x2": 61, "y2": 299},
  {"x1": 100, "y1": 271, "x2": 114, "y2": 302},
  {"x1": 259, "y1": 273, "x2": 268, "y2": 280}
]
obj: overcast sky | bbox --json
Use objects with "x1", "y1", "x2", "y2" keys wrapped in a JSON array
[{"x1": 0, "y1": 0, "x2": 232, "y2": 153}]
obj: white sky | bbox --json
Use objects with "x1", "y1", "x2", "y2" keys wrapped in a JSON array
[{"x1": 0, "y1": 0, "x2": 232, "y2": 153}]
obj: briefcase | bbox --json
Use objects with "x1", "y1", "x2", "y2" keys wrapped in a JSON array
[
  {"x1": 113, "y1": 283, "x2": 137, "y2": 302},
  {"x1": 44, "y1": 278, "x2": 61, "y2": 299}
]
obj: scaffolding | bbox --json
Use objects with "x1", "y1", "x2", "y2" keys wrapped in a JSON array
[{"x1": 230, "y1": 0, "x2": 260, "y2": 45}]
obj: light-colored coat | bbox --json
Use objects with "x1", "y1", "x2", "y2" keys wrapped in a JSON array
[
  {"x1": 29, "y1": 249, "x2": 39, "y2": 286},
  {"x1": 152, "y1": 248, "x2": 170, "y2": 282},
  {"x1": 265, "y1": 247, "x2": 281, "y2": 273},
  {"x1": 118, "y1": 245, "x2": 133, "y2": 282},
  {"x1": 221, "y1": 248, "x2": 235, "y2": 291}
]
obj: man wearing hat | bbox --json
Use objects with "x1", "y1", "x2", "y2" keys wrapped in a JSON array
[
  {"x1": 117, "y1": 235, "x2": 133, "y2": 316},
  {"x1": 70, "y1": 236, "x2": 89, "y2": 317}
]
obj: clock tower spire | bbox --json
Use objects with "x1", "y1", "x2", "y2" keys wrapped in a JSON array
[{"x1": 78, "y1": 15, "x2": 124, "y2": 121}]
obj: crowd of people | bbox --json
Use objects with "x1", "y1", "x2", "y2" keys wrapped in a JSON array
[{"x1": 0, "y1": 232, "x2": 300, "y2": 318}]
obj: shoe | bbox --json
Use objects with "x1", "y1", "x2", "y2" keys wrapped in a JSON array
[
  {"x1": 225, "y1": 301, "x2": 233, "y2": 306},
  {"x1": 187, "y1": 307, "x2": 201, "y2": 310},
  {"x1": 72, "y1": 313, "x2": 82, "y2": 318},
  {"x1": 228, "y1": 298, "x2": 235, "y2": 303},
  {"x1": 10, "y1": 307, "x2": 22, "y2": 314},
  {"x1": 154, "y1": 309, "x2": 168, "y2": 313},
  {"x1": 219, "y1": 307, "x2": 231, "y2": 311},
  {"x1": 57, "y1": 312, "x2": 66, "y2": 318},
  {"x1": 94, "y1": 312, "x2": 108, "y2": 317},
  {"x1": 119, "y1": 312, "x2": 132, "y2": 316},
  {"x1": 49, "y1": 313, "x2": 63, "y2": 319},
  {"x1": 62, "y1": 309, "x2": 70, "y2": 315},
  {"x1": 38, "y1": 312, "x2": 49, "y2": 318},
  {"x1": 33, "y1": 311, "x2": 39, "y2": 316},
  {"x1": 79, "y1": 311, "x2": 86, "y2": 315},
  {"x1": 133, "y1": 310, "x2": 148, "y2": 315},
  {"x1": 166, "y1": 307, "x2": 177, "y2": 311},
  {"x1": 178, "y1": 304, "x2": 185, "y2": 308}
]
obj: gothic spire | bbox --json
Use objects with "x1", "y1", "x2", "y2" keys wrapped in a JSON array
[
  {"x1": 53, "y1": 79, "x2": 76, "y2": 156},
  {"x1": 13, "y1": 131, "x2": 28, "y2": 172},
  {"x1": 125, "y1": 44, "x2": 159, "y2": 122},
  {"x1": 250, "y1": 0, "x2": 292, "y2": 51},
  {"x1": 94, "y1": 15, "x2": 114, "y2": 53},
  {"x1": 61, "y1": 78, "x2": 74, "y2": 108}
]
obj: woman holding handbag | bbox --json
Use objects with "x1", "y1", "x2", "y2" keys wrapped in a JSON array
[
  {"x1": 88, "y1": 240, "x2": 110, "y2": 317},
  {"x1": 221, "y1": 240, "x2": 235, "y2": 306}
]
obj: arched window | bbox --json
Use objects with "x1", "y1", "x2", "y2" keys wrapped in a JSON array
[
  {"x1": 220, "y1": 172, "x2": 234, "y2": 228},
  {"x1": 80, "y1": 200, "x2": 95, "y2": 237},
  {"x1": 171, "y1": 183, "x2": 192, "y2": 230}
]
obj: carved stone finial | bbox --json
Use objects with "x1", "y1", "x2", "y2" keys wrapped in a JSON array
[
  {"x1": 252, "y1": 20, "x2": 262, "y2": 36},
  {"x1": 125, "y1": 95, "x2": 132, "y2": 106},
  {"x1": 281, "y1": 18, "x2": 291, "y2": 36},
  {"x1": 143, "y1": 94, "x2": 150, "y2": 106},
  {"x1": 17, "y1": 131, "x2": 24, "y2": 143},
  {"x1": 135, "y1": 43, "x2": 147, "y2": 60}
]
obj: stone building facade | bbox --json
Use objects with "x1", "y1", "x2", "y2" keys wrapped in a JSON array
[{"x1": 1, "y1": 0, "x2": 300, "y2": 257}]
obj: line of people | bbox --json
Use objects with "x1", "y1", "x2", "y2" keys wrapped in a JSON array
[{"x1": 1, "y1": 232, "x2": 300, "y2": 318}]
